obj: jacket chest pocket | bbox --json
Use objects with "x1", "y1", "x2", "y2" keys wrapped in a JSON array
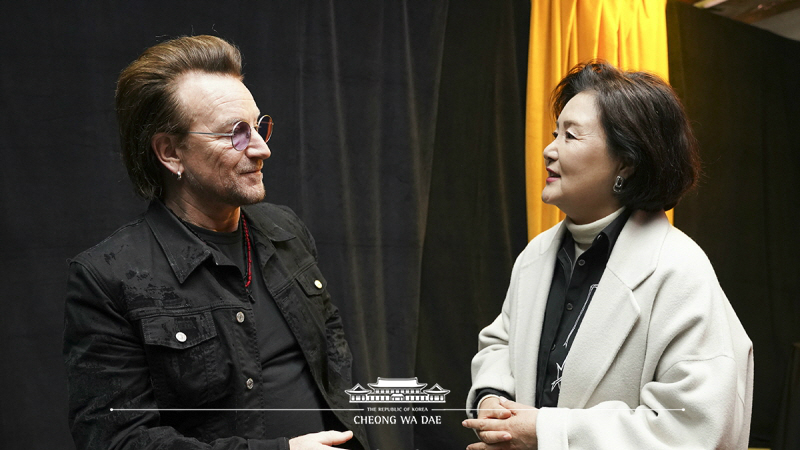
[
  {"x1": 296, "y1": 264, "x2": 326, "y2": 297},
  {"x1": 290, "y1": 264, "x2": 329, "y2": 328},
  {"x1": 140, "y1": 311, "x2": 230, "y2": 407}
]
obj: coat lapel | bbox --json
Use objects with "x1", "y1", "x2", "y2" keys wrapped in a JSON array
[
  {"x1": 512, "y1": 223, "x2": 566, "y2": 406},
  {"x1": 558, "y1": 210, "x2": 669, "y2": 408}
]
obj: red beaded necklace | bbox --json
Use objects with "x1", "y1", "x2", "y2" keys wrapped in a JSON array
[{"x1": 241, "y1": 214, "x2": 253, "y2": 288}]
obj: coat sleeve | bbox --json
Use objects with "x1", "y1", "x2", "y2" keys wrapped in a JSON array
[
  {"x1": 63, "y1": 260, "x2": 290, "y2": 450},
  {"x1": 536, "y1": 247, "x2": 753, "y2": 449},
  {"x1": 466, "y1": 252, "x2": 526, "y2": 417}
]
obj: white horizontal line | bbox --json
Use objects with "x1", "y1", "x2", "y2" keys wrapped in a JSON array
[
  {"x1": 111, "y1": 408, "x2": 364, "y2": 412},
  {"x1": 112, "y1": 407, "x2": 686, "y2": 413},
  {"x1": 451, "y1": 408, "x2": 686, "y2": 412}
]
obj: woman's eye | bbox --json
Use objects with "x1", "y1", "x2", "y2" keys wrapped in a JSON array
[
  {"x1": 565, "y1": 131, "x2": 576, "y2": 140},
  {"x1": 552, "y1": 131, "x2": 558, "y2": 139}
]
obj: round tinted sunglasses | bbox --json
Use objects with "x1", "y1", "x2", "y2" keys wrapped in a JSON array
[{"x1": 188, "y1": 115, "x2": 273, "y2": 151}]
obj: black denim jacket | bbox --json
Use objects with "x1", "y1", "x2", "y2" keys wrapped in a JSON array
[{"x1": 64, "y1": 201, "x2": 368, "y2": 450}]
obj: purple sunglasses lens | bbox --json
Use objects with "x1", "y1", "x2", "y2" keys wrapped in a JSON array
[{"x1": 231, "y1": 121, "x2": 251, "y2": 151}]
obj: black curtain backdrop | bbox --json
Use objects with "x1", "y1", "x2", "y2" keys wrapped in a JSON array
[
  {"x1": 667, "y1": 2, "x2": 800, "y2": 447},
  {"x1": 0, "y1": 1, "x2": 529, "y2": 449}
]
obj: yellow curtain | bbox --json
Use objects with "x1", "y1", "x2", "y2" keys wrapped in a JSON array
[{"x1": 525, "y1": 0, "x2": 670, "y2": 240}]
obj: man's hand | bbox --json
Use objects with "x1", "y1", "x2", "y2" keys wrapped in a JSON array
[
  {"x1": 463, "y1": 398, "x2": 539, "y2": 450},
  {"x1": 289, "y1": 430, "x2": 353, "y2": 449}
]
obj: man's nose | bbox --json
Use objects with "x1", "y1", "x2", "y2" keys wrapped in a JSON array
[{"x1": 246, "y1": 131, "x2": 271, "y2": 160}]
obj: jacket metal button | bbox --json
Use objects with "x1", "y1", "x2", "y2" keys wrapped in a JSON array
[
  {"x1": 314, "y1": 279, "x2": 323, "y2": 289},
  {"x1": 246, "y1": 378, "x2": 254, "y2": 390},
  {"x1": 577, "y1": 259, "x2": 585, "y2": 266},
  {"x1": 566, "y1": 303, "x2": 573, "y2": 311},
  {"x1": 175, "y1": 332, "x2": 187, "y2": 343},
  {"x1": 236, "y1": 311, "x2": 245, "y2": 323}
]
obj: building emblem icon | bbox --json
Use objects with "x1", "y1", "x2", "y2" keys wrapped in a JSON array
[{"x1": 346, "y1": 377, "x2": 450, "y2": 403}]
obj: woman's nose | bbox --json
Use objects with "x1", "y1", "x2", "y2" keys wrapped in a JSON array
[{"x1": 543, "y1": 139, "x2": 557, "y2": 163}]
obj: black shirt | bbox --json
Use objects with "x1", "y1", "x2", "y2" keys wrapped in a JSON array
[
  {"x1": 534, "y1": 209, "x2": 630, "y2": 408},
  {"x1": 186, "y1": 219, "x2": 337, "y2": 438}
]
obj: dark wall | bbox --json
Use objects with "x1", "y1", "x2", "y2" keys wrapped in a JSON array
[
  {"x1": 0, "y1": 1, "x2": 529, "y2": 449},
  {"x1": 667, "y1": 1, "x2": 800, "y2": 447}
]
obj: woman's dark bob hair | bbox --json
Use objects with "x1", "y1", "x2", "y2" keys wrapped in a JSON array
[{"x1": 552, "y1": 60, "x2": 701, "y2": 211}]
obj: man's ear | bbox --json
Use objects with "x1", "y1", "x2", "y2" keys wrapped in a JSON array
[{"x1": 152, "y1": 132, "x2": 182, "y2": 176}]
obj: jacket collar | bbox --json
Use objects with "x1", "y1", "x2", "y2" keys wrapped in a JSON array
[
  {"x1": 145, "y1": 201, "x2": 296, "y2": 284},
  {"x1": 534, "y1": 209, "x2": 667, "y2": 288},
  {"x1": 241, "y1": 204, "x2": 295, "y2": 243},
  {"x1": 605, "y1": 209, "x2": 669, "y2": 289},
  {"x1": 241, "y1": 204, "x2": 296, "y2": 271}
]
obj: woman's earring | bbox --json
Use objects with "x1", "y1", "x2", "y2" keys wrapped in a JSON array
[
  {"x1": 177, "y1": 171, "x2": 182, "y2": 181},
  {"x1": 613, "y1": 175, "x2": 625, "y2": 193}
]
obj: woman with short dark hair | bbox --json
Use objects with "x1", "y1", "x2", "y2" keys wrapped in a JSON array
[{"x1": 463, "y1": 61, "x2": 752, "y2": 449}]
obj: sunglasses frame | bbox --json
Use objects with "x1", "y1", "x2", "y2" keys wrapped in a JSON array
[{"x1": 187, "y1": 114, "x2": 273, "y2": 151}]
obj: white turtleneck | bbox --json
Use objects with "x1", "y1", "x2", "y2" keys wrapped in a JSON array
[{"x1": 565, "y1": 207, "x2": 626, "y2": 261}]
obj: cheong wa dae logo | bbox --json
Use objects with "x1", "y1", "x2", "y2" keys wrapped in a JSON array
[{"x1": 345, "y1": 377, "x2": 450, "y2": 403}]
